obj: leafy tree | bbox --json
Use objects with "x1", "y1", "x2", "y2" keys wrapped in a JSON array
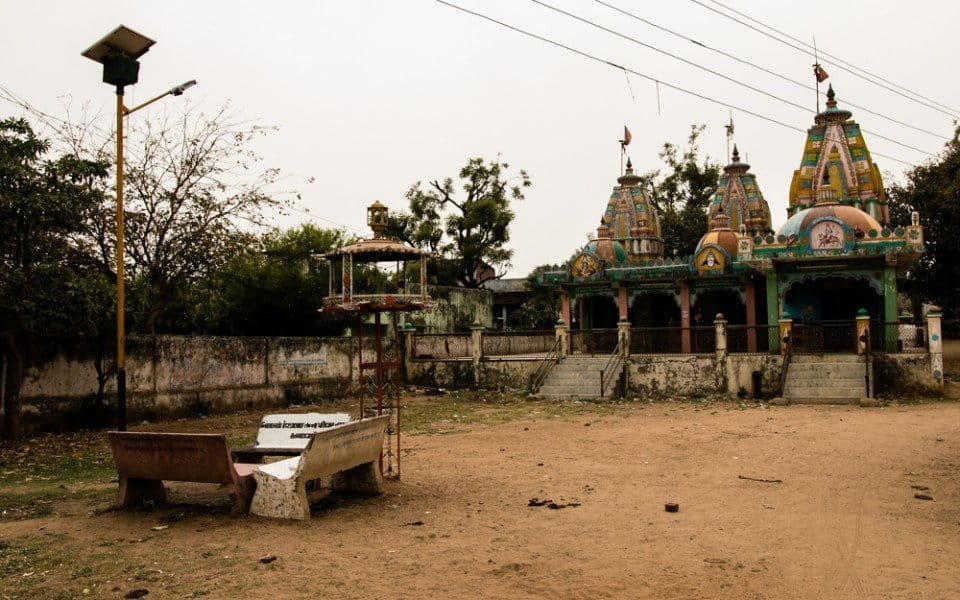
[
  {"x1": 78, "y1": 105, "x2": 289, "y2": 333},
  {"x1": 195, "y1": 224, "x2": 348, "y2": 336},
  {"x1": 888, "y1": 128, "x2": 960, "y2": 317},
  {"x1": 0, "y1": 118, "x2": 109, "y2": 438},
  {"x1": 506, "y1": 305, "x2": 557, "y2": 331},
  {"x1": 387, "y1": 157, "x2": 531, "y2": 287},
  {"x1": 640, "y1": 125, "x2": 721, "y2": 258}
]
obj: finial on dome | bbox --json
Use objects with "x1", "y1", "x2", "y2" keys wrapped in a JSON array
[
  {"x1": 625, "y1": 157, "x2": 633, "y2": 172},
  {"x1": 731, "y1": 144, "x2": 740, "y2": 163},
  {"x1": 825, "y1": 83, "x2": 837, "y2": 108},
  {"x1": 712, "y1": 206, "x2": 730, "y2": 230}
]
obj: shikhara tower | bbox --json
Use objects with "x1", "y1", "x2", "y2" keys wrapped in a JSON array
[{"x1": 788, "y1": 84, "x2": 889, "y2": 224}]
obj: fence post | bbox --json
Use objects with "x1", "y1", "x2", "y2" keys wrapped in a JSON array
[
  {"x1": 470, "y1": 323, "x2": 484, "y2": 385},
  {"x1": 927, "y1": 306, "x2": 944, "y2": 387},
  {"x1": 715, "y1": 313, "x2": 728, "y2": 394},
  {"x1": 617, "y1": 319, "x2": 631, "y2": 359},
  {"x1": 400, "y1": 324, "x2": 416, "y2": 384},
  {"x1": 555, "y1": 319, "x2": 569, "y2": 358},
  {"x1": 778, "y1": 316, "x2": 793, "y2": 355},
  {"x1": 855, "y1": 308, "x2": 870, "y2": 355},
  {"x1": 714, "y1": 314, "x2": 728, "y2": 356}
]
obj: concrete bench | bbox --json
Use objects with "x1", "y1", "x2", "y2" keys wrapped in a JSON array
[
  {"x1": 231, "y1": 412, "x2": 352, "y2": 463},
  {"x1": 249, "y1": 415, "x2": 389, "y2": 520},
  {"x1": 107, "y1": 432, "x2": 259, "y2": 514}
]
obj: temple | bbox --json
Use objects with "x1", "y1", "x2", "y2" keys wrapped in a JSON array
[{"x1": 537, "y1": 85, "x2": 926, "y2": 356}]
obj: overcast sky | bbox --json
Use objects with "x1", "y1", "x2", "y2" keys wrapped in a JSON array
[{"x1": 3, "y1": 0, "x2": 958, "y2": 277}]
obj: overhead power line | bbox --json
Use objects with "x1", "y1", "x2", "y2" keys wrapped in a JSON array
[
  {"x1": 698, "y1": 0, "x2": 960, "y2": 116},
  {"x1": 433, "y1": 0, "x2": 917, "y2": 166},
  {"x1": 592, "y1": 0, "x2": 945, "y2": 140},
  {"x1": 529, "y1": 0, "x2": 933, "y2": 157},
  {"x1": 690, "y1": 0, "x2": 960, "y2": 120}
]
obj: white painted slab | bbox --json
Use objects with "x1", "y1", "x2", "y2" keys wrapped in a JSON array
[{"x1": 254, "y1": 413, "x2": 352, "y2": 449}]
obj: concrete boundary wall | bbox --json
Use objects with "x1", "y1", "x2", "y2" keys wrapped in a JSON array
[{"x1": 19, "y1": 335, "x2": 356, "y2": 431}]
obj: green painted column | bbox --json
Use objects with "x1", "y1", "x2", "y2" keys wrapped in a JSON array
[
  {"x1": 765, "y1": 269, "x2": 780, "y2": 353},
  {"x1": 883, "y1": 266, "x2": 898, "y2": 352}
]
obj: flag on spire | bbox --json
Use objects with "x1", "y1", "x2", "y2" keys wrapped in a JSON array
[
  {"x1": 814, "y1": 63, "x2": 829, "y2": 83},
  {"x1": 620, "y1": 126, "x2": 632, "y2": 149},
  {"x1": 724, "y1": 113, "x2": 734, "y2": 138}
]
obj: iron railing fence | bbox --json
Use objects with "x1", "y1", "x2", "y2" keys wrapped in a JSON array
[
  {"x1": 869, "y1": 320, "x2": 927, "y2": 353},
  {"x1": 628, "y1": 326, "x2": 716, "y2": 354},
  {"x1": 570, "y1": 328, "x2": 619, "y2": 355},
  {"x1": 482, "y1": 330, "x2": 556, "y2": 356},
  {"x1": 411, "y1": 333, "x2": 471, "y2": 359},
  {"x1": 726, "y1": 324, "x2": 776, "y2": 354},
  {"x1": 792, "y1": 320, "x2": 857, "y2": 354}
]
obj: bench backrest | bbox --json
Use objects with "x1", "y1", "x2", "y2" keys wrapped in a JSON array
[
  {"x1": 298, "y1": 415, "x2": 390, "y2": 481},
  {"x1": 108, "y1": 432, "x2": 238, "y2": 485},
  {"x1": 254, "y1": 413, "x2": 353, "y2": 449}
]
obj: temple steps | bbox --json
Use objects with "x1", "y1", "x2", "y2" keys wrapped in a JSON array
[
  {"x1": 782, "y1": 354, "x2": 868, "y2": 405},
  {"x1": 533, "y1": 356, "x2": 621, "y2": 400}
]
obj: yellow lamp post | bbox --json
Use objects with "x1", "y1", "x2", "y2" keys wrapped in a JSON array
[{"x1": 82, "y1": 25, "x2": 196, "y2": 430}]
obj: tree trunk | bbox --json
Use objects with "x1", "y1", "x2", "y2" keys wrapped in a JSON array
[{"x1": 0, "y1": 331, "x2": 23, "y2": 440}]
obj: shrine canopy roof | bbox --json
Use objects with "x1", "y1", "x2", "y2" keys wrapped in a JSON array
[{"x1": 322, "y1": 238, "x2": 432, "y2": 263}]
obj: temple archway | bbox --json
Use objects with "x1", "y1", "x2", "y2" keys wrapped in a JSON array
[
  {"x1": 691, "y1": 289, "x2": 747, "y2": 325},
  {"x1": 629, "y1": 291, "x2": 680, "y2": 327},
  {"x1": 783, "y1": 276, "x2": 880, "y2": 322}
]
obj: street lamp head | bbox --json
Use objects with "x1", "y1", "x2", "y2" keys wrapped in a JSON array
[
  {"x1": 169, "y1": 80, "x2": 198, "y2": 96},
  {"x1": 81, "y1": 25, "x2": 155, "y2": 89}
]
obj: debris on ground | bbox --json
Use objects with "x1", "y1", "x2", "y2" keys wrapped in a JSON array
[
  {"x1": 402, "y1": 520, "x2": 424, "y2": 526},
  {"x1": 124, "y1": 590, "x2": 149, "y2": 599},
  {"x1": 738, "y1": 475, "x2": 783, "y2": 483},
  {"x1": 911, "y1": 485, "x2": 929, "y2": 491},
  {"x1": 259, "y1": 554, "x2": 277, "y2": 564},
  {"x1": 528, "y1": 498, "x2": 551, "y2": 507},
  {"x1": 665, "y1": 503, "x2": 680, "y2": 512},
  {"x1": 914, "y1": 494, "x2": 934, "y2": 501}
]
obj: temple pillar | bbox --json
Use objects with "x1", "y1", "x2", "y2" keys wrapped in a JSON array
[
  {"x1": 555, "y1": 320, "x2": 569, "y2": 358},
  {"x1": 745, "y1": 280, "x2": 757, "y2": 352},
  {"x1": 778, "y1": 315, "x2": 793, "y2": 355},
  {"x1": 927, "y1": 306, "x2": 944, "y2": 387},
  {"x1": 470, "y1": 323, "x2": 484, "y2": 384},
  {"x1": 765, "y1": 269, "x2": 780, "y2": 353},
  {"x1": 680, "y1": 281, "x2": 691, "y2": 354},
  {"x1": 883, "y1": 266, "x2": 898, "y2": 352},
  {"x1": 617, "y1": 284, "x2": 628, "y2": 322},
  {"x1": 560, "y1": 290, "x2": 571, "y2": 330},
  {"x1": 856, "y1": 309, "x2": 870, "y2": 355}
]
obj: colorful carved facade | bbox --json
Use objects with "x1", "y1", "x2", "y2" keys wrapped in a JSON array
[
  {"x1": 707, "y1": 145, "x2": 772, "y2": 236},
  {"x1": 787, "y1": 85, "x2": 888, "y2": 223},
  {"x1": 602, "y1": 159, "x2": 664, "y2": 261},
  {"x1": 537, "y1": 85, "x2": 925, "y2": 354}
]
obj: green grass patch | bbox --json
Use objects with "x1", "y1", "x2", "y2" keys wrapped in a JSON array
[{"x1": 0, "y1": 486, "x2": 113, "y2": 521}]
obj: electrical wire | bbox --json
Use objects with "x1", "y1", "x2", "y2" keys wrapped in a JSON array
[
  {"x1": 433, "y1": 0, "x2": 917, "y2": 166},
  {"x1": 529, "y1": 0, "x2": 933, "y2": 157},
  {"x1": 699, "y1": 0, "x2": 960, "y2": 116},
  {"x1": 592, "y1": 0, "x2": 945, "y2": 140},
  {"x1": 691, "y1": 0, "x2": 960, "y2": 120}
]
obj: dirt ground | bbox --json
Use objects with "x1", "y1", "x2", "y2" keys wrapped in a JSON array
[{"x1": 2, "y1": 394, "x2": 959, "y2": 600}]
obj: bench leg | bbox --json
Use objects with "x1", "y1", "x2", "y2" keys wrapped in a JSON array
[
  {"x1": 249, "y1": 473, "x2": 311, "y2": 520},
  {"x1": 117, "y1": 477, "x2": 167, "y2": 507},
  {"x1": 228, "y1": 476, "x2": 256, "y2": 515},
  {"x1": 329, "y1": 461, "x2": 383, "y2": 495}
]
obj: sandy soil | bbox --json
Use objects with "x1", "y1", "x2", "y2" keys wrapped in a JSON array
[{"x1": 2, "y1": 400, "x2": 960, "y2": 599}]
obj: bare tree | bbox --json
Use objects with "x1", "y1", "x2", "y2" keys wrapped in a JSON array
[{"x1": 78, "y1": 103, "x2": 290, "y2": 331}]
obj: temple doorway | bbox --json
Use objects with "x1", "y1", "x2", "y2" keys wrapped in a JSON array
[
  {"x1": 691, "y1": 289, "x2": 747, "y2": 325},
  {"x1": 784, "y1": 277, "x2": 880, "y2": 322},
  {"x1": 630, "y1": 292, "x2": 680, "y2": 327},
  {"x1": 784, "y1": 276, "x2": 881, "y2": 353}
]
